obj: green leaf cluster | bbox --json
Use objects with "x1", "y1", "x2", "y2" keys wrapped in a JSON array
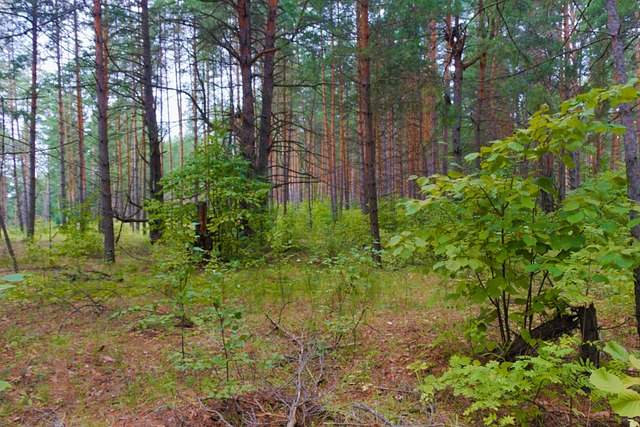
[
  {"x1": 590, "y1": 342, "x2": 640, "y2": 421},
  {"x1": 149, "y1": 131, "x2": 270, "y2": 260},
  {"x1": 424, "y1": 337, "x2": 591, "y2": 426},
  {"x1": 393, "y1": 83, "x2": 640, "y2": 351}
]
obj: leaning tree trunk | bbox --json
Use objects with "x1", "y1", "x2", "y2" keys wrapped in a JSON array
[
  {"x1": 94, "y1": 0, "x2": 115, "y2": 263},
  {"x1": 605, "y1": 0, "x2": 640, "y2": 337}
]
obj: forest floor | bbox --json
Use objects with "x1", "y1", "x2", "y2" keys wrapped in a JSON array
[{"x1": 0, "y1": 234, "x2": 638, "y2": 426}]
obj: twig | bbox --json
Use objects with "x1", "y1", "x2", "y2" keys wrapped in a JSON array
[
  {"x1": 266, "y1": 313, "x2": 303, "y2": 346},
  {"x1": 351, "y1": 403, "x2": 395, "y2": 427},
  {"x1": 198, "y1": 400, "x2": 235, "y2": 427}
]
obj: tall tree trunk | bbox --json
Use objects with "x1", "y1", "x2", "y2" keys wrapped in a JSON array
[
  {"x1": 55, "y1": 0, "x2": 67, "y2": 224},
  {"x1": 141, "y1": 0, "x2": 163, "y2": 243},
  {"x1": 257, "y1": 0, "x2": 278, "y2": 181},
  {"x1": 474, "y1": 0, "x2": 487, "y2": 170},
  {"x1": 605, "y1": 0, "x2": 640, "y2": 336},
  {"x1": 94, "y1": 0, "x2": 115, "y2": 263},
  {"x1": 27, "y1": 0, "x2": 38, "y2": 239},
  {"x1": 237, "y1": 0, "x2": 256, "y2": 172},
  {"x1": 74, "y1": 2, "x2": 87, "y2": 206},
  {"x1": 7, "y1": 43, "x2": 23, "y2": 232},
  {"x1": 358, "y1": 0, "x2": 381, "y2": 264},
  {"x1": 192, "y1": 21, "x2": 199, "y2": 150},
  {"x1": 448, "y1": 15, "x2": 465, "y2": 172}
]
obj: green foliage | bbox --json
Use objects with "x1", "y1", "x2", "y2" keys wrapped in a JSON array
[
  {"x1": 150, "y1": 132, "x2": 270, "y2": 261},
  {"x1": 56, "y1": 201, "x2": 103, "y2": 260},
  {"x1": 0, "y1": 274, "x2": 25, "y2": 297},
  {"x1": 270, "y1": 201, "x2": 372, "y2": 259},
  {"x1": 590, "y1": 342, "x2": 640, "y2": 421},
  {"x1": 420, "y1": 337, "x2": 590, "y2": 426},
  {"x1": 393, "y1": 83, "x2": 640, "y2": 351}
]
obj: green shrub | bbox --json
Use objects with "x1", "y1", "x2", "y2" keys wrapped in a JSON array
[
  {"x1": 415, "y1": 337, "x2": 591, "y2": 426},
  {"x1": 393, "y1": 84, "x2": 640, "y2": 353},
  {"x1": 149, "y1": 132, "x2": 270, "y2": 261}
]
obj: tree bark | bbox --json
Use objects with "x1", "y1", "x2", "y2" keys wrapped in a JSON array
[
  {"x1": 26, "y1": 0, "x2": 38, "y2": 239},
  {"x1": 74, "y1": 2, "x2": 87, "y2": 206},
  {"x1": 0, "y1": 214, "x2": 18, "y2": 273},
  {"x1": 446, "y1": 15, "x2": 465, "y2": 172},
  {"x1": 257, "y1": 0, "x2": 278, "y2": 181},
  {"x1": 55, "y1": 0, "x2": 67, "y2": 224},
  {"x1": 94, "y1": 0, "x2": 116, "y2": 263},
  {"x1": 141, "y1": 0, "x2": 163, "y2": 243},
  {"x1": 606, "y1": 0, "x2": 640, "y2": 336},
  {"x1": 358, "y1": 0, "x2": 381, "y2": 265},
  {"x1": 237, "y1": 0, "x2": 256, "y2": 172}
]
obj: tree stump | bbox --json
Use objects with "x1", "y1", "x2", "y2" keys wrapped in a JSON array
[{"x1": 194, "y1": 201, "x2": 213, "y2": 254}]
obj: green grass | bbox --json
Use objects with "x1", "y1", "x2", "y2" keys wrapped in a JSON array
[{"x1": 0, "y1": 221, "x2": 636, "y2": 426}]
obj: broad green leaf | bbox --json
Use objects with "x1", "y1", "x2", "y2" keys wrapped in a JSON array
[
  {"x1": 0, "y1": 284, "x2": 15, "y2": 292},
  {"x1": 611, "y1": 124, "x2": 627, "y2": 136},
  {"x1": 389, "y1": 235, "x2": 402, "y2": 247},
  {"x1": 630, "y1": 355, "x2": 640, "y2": 370},
  {"x1": 604, "y1": 342, "x2": 630, "y2": 362},
  {"x1": 593, "y1": 275, "x2": 609, "y2": 284},
  {"x1": 533, "y1": 177, "x2": 558, "y2": 197},
  {"x1": 406, "y1": 203, "x2": 422, "y2": 215},
  {"x1": 0, "y1": 273, "x2": 25, "y2": 283},
  {"x1": 561, "y1": 153, "x2": 575, "y2": 169},
  {"x1": 590, "y1": 368, "x2": 627, "y2": 394},
  {"x1": 567, "y1": 211, "x2": 585, "y2": 224},
  {"x1": 620, "y1": 85, "x2": 639, "y2": 101},
  {"x1": 507, "y1": 141, "x2": 524, "y2": 152},
  {"x1": 465, "y1": 152, "x2": 480, "y2": 162},
  {"x1": 563, "y1": 199, "x2": 581, "y2": 212},
  {"x1": 622, "y1": 375, "x2": 640, "y2": 387},
  {"x1": 414, "y1": 237, "x2": 427, "y2": 248},
  {"x1": 0, "y1": 380, "x2": 11, "y2": 392},
  {"x1": 611, "y1": 389, "x2": 640, "y2": 417}
]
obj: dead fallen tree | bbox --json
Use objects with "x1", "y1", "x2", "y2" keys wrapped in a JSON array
[{"x1": 502, "y1": 304, "x2": 599, "y2": 365}]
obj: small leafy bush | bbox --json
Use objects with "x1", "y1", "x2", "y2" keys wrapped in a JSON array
[
  {"x1": 393, "y1": 83, "x2": 640, "y2": 352},
  {"x1": 56, "y1": 200, "x2": 103, "y2": 259},
  {"x1": 150, "y1": 131, "x2": 270, "y2": 261},
  {"x1": 272, "y1": 200, "x2": 371, "y2": 258},
  {"x1": 417, "y1": 337, "x2": 591, "y2": 426}
]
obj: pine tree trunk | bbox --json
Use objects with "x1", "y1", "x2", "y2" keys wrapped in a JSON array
[
  {"x1": 257, "y1": 0, "x2": 278, "y2": 181},
  {"x1": 26, "y1": 0, "x2": 38, "y2": 239},
  {"x1": 74, "y1": 2, "x2": 86, "y2": 206},
  {"x1": 55, "y1": 0, "x2": 67, "y2": 224},
  {"x1": 141, "y1": 0, "x2": 163, "y2": 243},
  {"x1": 237, "y1": 0, "x2": 256, "y2": 172},
  {"x1": 358, "y1": 0, "x2": 381, "y2": 265},
  {"x1": 94, "y1": 0, "x2": 115, "y2": 263}
]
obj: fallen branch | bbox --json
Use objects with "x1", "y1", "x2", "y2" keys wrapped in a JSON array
[{"x1": 352, "y1": 403, "x2": 395, "y2": 426}]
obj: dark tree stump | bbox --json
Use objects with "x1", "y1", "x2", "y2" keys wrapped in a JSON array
[
  {"x1": 578, "y1": 303, "x2": 599, "y2": 367},
  {"x1": 194, "y1": 201, "x2": 213, "y2": 254},
  {"x1": 502, "y1": 313, "x2": 580, "y2": 361}
]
